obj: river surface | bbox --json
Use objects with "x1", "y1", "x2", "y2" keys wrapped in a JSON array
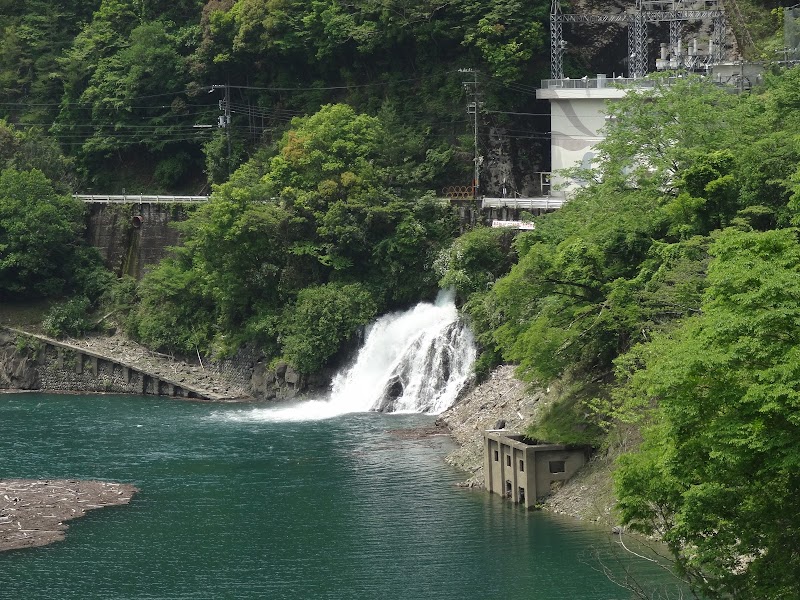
[{"x1": 0, "y1": 393, "x2": 687, "y2": 599}]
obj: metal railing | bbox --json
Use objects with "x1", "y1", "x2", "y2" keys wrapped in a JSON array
[
  {"x1": 482, "y1": 197, "x2": 566, "y2": 210},
  {"x1": 74, "y1": 194, "x2": 209, "y2": 204},
  {"x1": 540, "y1": 77, "x2": 665, "y2": 90}
]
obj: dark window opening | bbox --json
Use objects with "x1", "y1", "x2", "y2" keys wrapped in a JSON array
[
  {"x1": 506, "y1": 455, "x2": 511, "y2": 467},
  {"x1": 549, "y1": 460, "x2": 566, "y2": 474},
  {"x1": 494, "y1": 450, "x2": 499, "y2": 461},
  {"x1": 519, "y1": 460, "x2": 524, "y2": 472},
  {"x1": 518, "y1": 487, "x2": 526, "y2": 504},
  {"x1": 505, "y1": 481, "x2": 512, "y2": 498}
]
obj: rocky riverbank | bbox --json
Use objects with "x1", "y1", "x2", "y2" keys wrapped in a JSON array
[
  {"x1": 437, "y1": 365, "x2": 544, "y2": 485},
  {"x1": 438, "y1": 365, "x2": 618, "y2": 526},
  {"x1": 0, "y1": 479, "x2": 137, "y2": 552}
]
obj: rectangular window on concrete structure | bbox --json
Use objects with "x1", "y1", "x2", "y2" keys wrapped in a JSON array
[
  {"x1": 519, "y1": 460, "x2": 524, "y2": 472},
  {"x1": 506, "y1": 455, "x2": 511, "y2": 467},
  {"x1": 549, "y1": 460, "x2": 566, "y2": 474},
  {"x1": 494, "y1": 450, "x2": 499, "y2": 461},
  {"x1": 518, "y1": 487, "x2": 525, "y2": 504}
]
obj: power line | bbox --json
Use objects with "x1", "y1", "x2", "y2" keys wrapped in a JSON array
[{"x1": 216, "y1": 70, "x2": 462, "y2": 92}]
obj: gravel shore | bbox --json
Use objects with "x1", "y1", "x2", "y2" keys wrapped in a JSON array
[
  {"x1": 0, "y1": 479, "x2": 137, "y2": 552},
  {"x1": 437, "y1": 365, "x2": 546, "y2": 486},
  {"x1": 438, "y1": 365, "x2": 618, "y2": 526}
]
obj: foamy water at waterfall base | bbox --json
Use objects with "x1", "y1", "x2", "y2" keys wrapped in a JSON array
[{"x1": 220, "y1": 291, "x2": 476, "y2": 422}]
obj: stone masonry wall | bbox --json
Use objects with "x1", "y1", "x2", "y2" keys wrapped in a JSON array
[{"x1": 0, "y1": 329, "x2": 210, "y2": 399}]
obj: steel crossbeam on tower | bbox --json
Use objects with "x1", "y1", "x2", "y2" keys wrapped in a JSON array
[
  {"x1": 640, "y1": 9, "x2": 723, "y2": 20},
  {"x1": 550, "y1": 0, "x2": 727, "y2": 80},
  {"x1": 557, "y1": 14, "x2": 629, "y2": 23}
]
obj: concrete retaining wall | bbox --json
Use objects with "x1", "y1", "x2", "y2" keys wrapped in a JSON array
[
  {"x1": 0, "y1": 328, "x2": 333, "y2": 402},
  {"x1": 85, "y1": 202, "x2": 197, "y2": 279}
]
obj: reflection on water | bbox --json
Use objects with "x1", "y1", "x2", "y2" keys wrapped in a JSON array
[{"x1": 0, "y1": 393, "x2": 688, "y2": 600}]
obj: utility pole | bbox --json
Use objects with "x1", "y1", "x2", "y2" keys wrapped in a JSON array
[
  {"x1": 460, "y1": 68, "x2": 481, "y2": 199},
  {"x1": 211, "y1": 84, "x2": 232, "y2": 174}
]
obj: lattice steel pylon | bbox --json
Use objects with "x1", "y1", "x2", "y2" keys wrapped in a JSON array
[
  {"x1": 632, "y1": 7, "x2": 649, "y2": 77},
  {"x1": 669, "y1": 17, "x2": 682, "y2": 59},
  {"x1": 549, "y1": 0, "x2": 727, "y2": 80},
  {"x1": 550, "y1": 0, "x2": 565, "y2": 80},
  {"x1": 712, "y1": 14, "x2": 727, "y2": 63}
]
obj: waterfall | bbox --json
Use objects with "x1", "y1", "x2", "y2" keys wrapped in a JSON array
[
  {"x1": 328, "y1": 289, "x2": 476, "y2": 414},
  {"x1": 218, "y1": 290, "x2": 476, "y2": 422}
]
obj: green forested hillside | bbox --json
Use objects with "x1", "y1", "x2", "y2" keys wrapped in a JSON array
[
  {"x1": 2, "y1": 2, "x2": 799, "y2": 597},
  {"x1": 0, "y1": 0, "x2": 552, "y2": 191}
]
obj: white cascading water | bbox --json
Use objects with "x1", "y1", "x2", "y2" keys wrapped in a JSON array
[
  {"x1": 218, "y1": 290, "x2": 475, "y2": 422},
  {"x1": 328, "y1": 288, "x2": 475, "y2": 414}
]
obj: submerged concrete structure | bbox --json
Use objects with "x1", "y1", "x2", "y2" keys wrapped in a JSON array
[{"x1": 483, "y1": 431, "x2": 589, "y2": 509}]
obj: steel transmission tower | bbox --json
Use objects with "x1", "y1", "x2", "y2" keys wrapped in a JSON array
[{"x1": 550, "y1": 0, "x2": 727, "y2": 80}]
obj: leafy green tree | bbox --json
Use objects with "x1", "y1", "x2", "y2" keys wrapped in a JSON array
[
  {"x1": 615, "y1": 228, "x2": 800, "y2": 599},
  {"x1": 132, "y1": 259, "x2": 216, "y2": 353},
  {"x1": 0, "y1": 169, "x2": 86, "y2": 298},
  {"x1": 281, "y1": 282, "x2": 377, "y2": 373},
  {"x1": 42, "y1": 296, "x2": 92, "y2": 338},
  {"x1": 462, "y1": 0, "x2": 545, "y2": 81},
  {"x1": 0, "y1": 121, "x2": 74, "y2": 190},
  {"x1": 595, "y1": 76, "x2": 739, "y2": 193},
  {"x1": 435, "y1": 226, "x2": 517, "y2": 300},
  {"x1": 129, "y1": 103, "x2": 457, "y2": 368}
]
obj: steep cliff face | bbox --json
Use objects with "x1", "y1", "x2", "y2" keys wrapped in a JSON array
[{"x1": 0, "y1": 331, "x2": 40, "y2": 390}]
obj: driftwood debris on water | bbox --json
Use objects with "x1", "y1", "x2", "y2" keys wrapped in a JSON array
[{"x1": 0, "y1": 479, "x2": 137, "y2": 552}]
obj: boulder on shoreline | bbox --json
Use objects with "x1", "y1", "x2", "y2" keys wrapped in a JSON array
[{"x1": 0, "y1": 479, "x2": 137, "y2": 552}]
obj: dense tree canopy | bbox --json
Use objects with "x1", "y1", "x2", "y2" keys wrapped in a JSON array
[
  {"x1": 0, "y1": 0, "x2": 560, "y2": 191},
  {"x1": 441, "y1": 69, "x2": 800, "y2": 597},
  {"x1": 0, "y1": 168, "x2": 96, "y2": 300},
  {"x1": 127, "y1": 103, "x2": 458, "y2": 369},
  {"x1": 615, "y1": 228, "x2": 800, "y2": 599}
]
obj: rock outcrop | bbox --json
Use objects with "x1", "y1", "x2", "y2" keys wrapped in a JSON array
[{"x1": 0, "y1": 330, "x2": 40, "y2": 390}]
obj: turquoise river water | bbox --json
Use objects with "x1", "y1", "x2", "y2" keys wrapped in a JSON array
[{"x1": 0, "y1": 393, "x2": 688, "y2": 599}]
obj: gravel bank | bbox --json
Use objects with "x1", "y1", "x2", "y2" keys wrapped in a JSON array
[
  {"x1": 0, "y1": 479, "x2": 137, "y2": 552},
  {"x1": 438, "y1": 365, "x2": 618, "y2": 525},
  {"x1": 437, "y1": 365, "x2": 546, "y2": 486}
]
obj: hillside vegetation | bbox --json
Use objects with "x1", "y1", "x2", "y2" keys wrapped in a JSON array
[
  {"x1": 2, "y1": 1, "x2": 799, "y2": 597},
  {"x1": 437, "y1": 70, "x2": 800, "y2": 599},
  {"x1": 0, "y1": 0, "x2": 558, "y2": 191}
]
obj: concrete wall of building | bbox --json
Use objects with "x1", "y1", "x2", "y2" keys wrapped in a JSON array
[
  {"x1": 484, "y1": 431, "x2": 588, "y2": 509},
  {"x1": 85, "y1": 202, "x2": 197, "y2": 279},
  {"x1": 538, "y1": 82, "x2": 628, "y2": 199},
  {"x1": 533, "y1": 448, "x2": 587, "y2": 501}
]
